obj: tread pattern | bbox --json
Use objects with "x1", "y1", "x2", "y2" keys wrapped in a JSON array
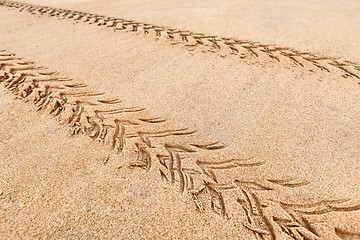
[
  {"x1": 0, "y1": 0, "x2": 360, "y2": 86},
  {"x1": 2, "y1": 49, "x2": 360, "y2": 239},
  {"x1": 1, "y1": 1, "x2": 360, "y2": 237}
]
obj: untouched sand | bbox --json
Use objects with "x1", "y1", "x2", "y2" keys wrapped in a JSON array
[{"x1": 0, "y1": 0, "x2": 360, "y2": 239}]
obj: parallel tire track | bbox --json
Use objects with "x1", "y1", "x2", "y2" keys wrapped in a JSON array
[{"x1": 1, "y1": 2, "x2": 360, "y2": 238}]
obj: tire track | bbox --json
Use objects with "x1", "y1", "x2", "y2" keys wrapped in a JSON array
[
  {"x1": 1, "y1": 49, "x2": 359, "y2": 239},
  {"x1": 1, "y1": 0, "x2": 360, "y2": 86}
]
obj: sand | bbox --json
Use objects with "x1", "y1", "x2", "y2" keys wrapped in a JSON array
[{"x1": 0, "y1": 0, "x2": 359, "y2": 239}]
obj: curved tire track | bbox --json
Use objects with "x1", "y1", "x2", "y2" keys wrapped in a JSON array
[
  {"x1": 0, "y1": 0, "x2": 360, "y2": 86},
  {"x1": 2, "y1": 49, "x2": 359, "y2": 239},
  {"x1": 1, "y1": 2, "x2": 360, "y2": 238}
]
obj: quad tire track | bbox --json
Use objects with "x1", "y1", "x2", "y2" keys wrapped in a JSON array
[
  {"x1": 0, "y1": 0, "x2": 360, "y2": 86},
  {"x1": 1, "y1": 1, "x2": 360, "y2": 238},
  {"x1": 2, "y1": 49, "x2": 360, "y2": 239}
]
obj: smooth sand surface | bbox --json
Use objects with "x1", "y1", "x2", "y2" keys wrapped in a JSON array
[{"x1": 1, "y1": 0, "x2": 360, "y2": 239}]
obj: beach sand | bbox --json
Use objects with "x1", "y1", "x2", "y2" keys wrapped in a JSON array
[{"x1": 0, "y1": 0, "x2": 359, "y2": 239}]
